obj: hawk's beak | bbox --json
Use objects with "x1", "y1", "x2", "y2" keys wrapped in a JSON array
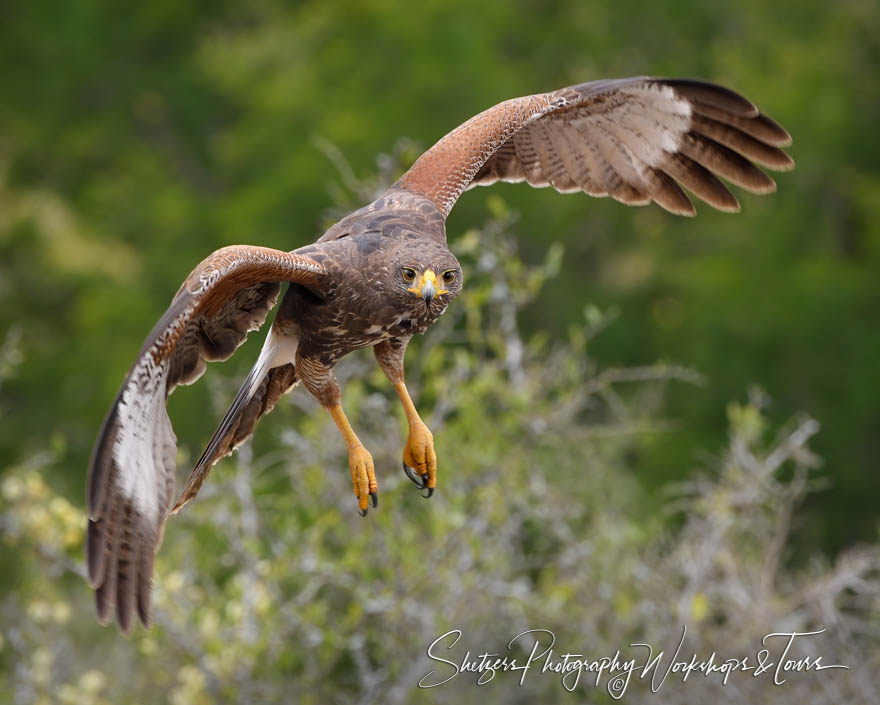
[
  {"x1": 422, "y1": 278, "x2": 436, "y2": 305},
  {"x1": 408, "y1": 269, "x2": 446, "y2": 305}
]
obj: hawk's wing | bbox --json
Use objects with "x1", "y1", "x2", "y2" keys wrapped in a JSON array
[
  {"x1": 394, "y1": 77, "x2": 793, "y2": 217},
  {"x1": 86, "y1": 245, "x2": 325, "y2": 632}
]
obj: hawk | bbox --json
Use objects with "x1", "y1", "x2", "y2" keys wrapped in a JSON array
[{"x1": 86, "y1": 77, "x2": 793, "y2": 631}]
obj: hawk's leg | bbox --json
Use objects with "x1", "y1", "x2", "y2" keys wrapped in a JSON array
[
  {"x1": 374, "y1": 339, "x2": 437, "y2": 497},
  {"x1": 297, "y1": 353, "x2": 377, "y2": 515}
]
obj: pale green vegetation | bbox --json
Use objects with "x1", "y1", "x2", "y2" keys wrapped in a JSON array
[{"x1": 2, "y1": 213, "x2": 879, "y2": 703}]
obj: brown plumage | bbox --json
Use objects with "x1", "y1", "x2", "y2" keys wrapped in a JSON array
[{"x1": 86, "y1": 76, "x2": 793, "y2": 631}]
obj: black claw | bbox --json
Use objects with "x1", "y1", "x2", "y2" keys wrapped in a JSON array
[
  {"x1": 370, "y1": 491, "x2": 378, "y2": 508},
  {"x1": 403, "y1": 462, "x2": 425, "y2": 488},
  {"x1": 359, "y1": 507, "x2": 368, "y2": 517},
  {"x1": 422, "y1": 487, "x2": 434, "y2": 499}
]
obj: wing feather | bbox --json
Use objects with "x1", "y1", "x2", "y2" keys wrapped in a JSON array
[
  {"x1": 396, "y1": 76, "x2": 793, "y2": 217},
  {"x1": 679, "y1": 132, "x2": 777, "y2": 194},
  {"x1": 645, "y1": 167, "x2": 696, "y2": 216},
  {"x1": 690, "y1": 102, "x2": 792, "y2": 147},
  {"x1": 588, "y1": 121, "x2": 652, "y2": 205},
  {"x1": 534, "y1": 119, "x2": 581, "y2": 193},
  {"x1": 691, "y1": 114, "x2": 794, "y2": 170},
  {"x1": 86, "y1": 245, "x2": 325, "y2": 632},
  {"x1": 513, "y1": 127, "x2": 550, "y2": 187},
  {"x1": 662, "y1": 153, "x2": 741, "y2": 212}
]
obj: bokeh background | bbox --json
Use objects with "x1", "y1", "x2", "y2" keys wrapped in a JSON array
[{"x1": 1, "y1": 0, "x2": 879, "y2": 702}]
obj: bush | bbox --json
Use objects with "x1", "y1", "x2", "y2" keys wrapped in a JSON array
[{"x1": 2, "y1": 197, "x2": 878, "y2": 703}]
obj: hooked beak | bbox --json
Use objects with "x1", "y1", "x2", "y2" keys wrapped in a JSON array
[
  {"x1": 421, "y1": 278, "x2": 436, "y2": 305},
  {"x1": 408, "y1": 269, "x2": 446, "y2": 306}
]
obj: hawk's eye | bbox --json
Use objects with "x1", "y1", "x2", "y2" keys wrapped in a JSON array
[
  {"x1": 442, "y1": 270, "x2": 456, "y2": 284},
  {"x1": 401, "y1": 267, "x2": 417, "y2": 282}
]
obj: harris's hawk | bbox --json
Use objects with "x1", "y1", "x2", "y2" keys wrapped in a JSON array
[{"x1": 86, "y1": 77, "x2": 794, "y2": 631}]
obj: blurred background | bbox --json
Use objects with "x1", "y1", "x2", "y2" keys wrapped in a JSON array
[{"x1": 1, "y1": 0, "x2": 879, "y2": 702}]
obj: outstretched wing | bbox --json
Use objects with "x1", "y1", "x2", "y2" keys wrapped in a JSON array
[
  {"x1": 86, "y1": 245, "x2": 325, "y2": 632},
  {"x1": 394, "y1": 77, "x2": 793, "y2": 217}
]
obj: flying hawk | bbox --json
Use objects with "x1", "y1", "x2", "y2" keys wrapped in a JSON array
[{"x1": 86, "y1": 76, "x2": 793, "y2": 631}]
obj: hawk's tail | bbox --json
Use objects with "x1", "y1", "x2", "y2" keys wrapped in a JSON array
[{"x1": 172, "y1": 332, "x2": 299, "y2": 512}]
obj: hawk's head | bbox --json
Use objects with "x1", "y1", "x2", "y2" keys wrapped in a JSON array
[{"x1": 389, "y1": 241, "x2": 462, "y2": 314}]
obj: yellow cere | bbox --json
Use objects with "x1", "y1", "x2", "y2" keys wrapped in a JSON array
[{"x1": 408, "y1": 269, "x2": 448, "y2": 296}]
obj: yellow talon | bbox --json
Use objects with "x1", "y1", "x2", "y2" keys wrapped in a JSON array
[
  {"x1": 403, "y1": 420, "x2": 437, "y2": 490},
  {"x1": 328, "y1": 403, "x2": 378, "y2": 514},
  {"x1": 347, "y1": 444, "x2": 377, "y2": 513},
  {"x1": 389, "y1": 380, "x2": 437, "y2": 493}
]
